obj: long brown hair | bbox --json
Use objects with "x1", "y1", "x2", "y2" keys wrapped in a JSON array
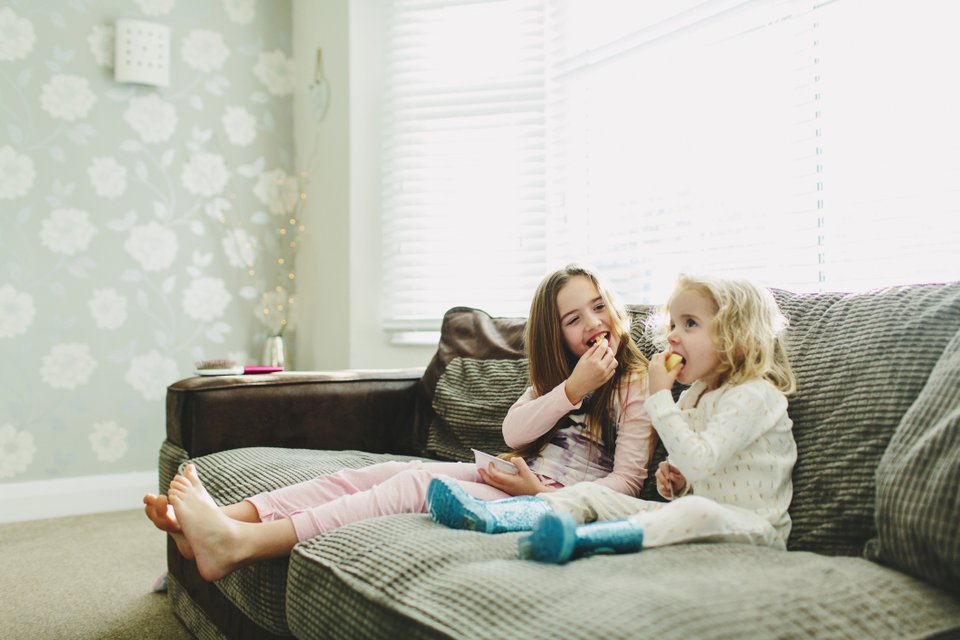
[{"x1": 512, "y1": 264, "x2": 647, "y2": 459}]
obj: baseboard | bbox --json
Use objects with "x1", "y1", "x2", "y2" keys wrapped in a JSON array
[{"x1": 0, "y1": 470, "x2": 157, "y2": 524}]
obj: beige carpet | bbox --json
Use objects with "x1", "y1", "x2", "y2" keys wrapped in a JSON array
[{"x1": 0, "y1": 508, "x2": 192, "y2": 640}]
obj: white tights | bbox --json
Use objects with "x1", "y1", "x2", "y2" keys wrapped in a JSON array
[{"x1": 541, "y1": 482, "x2": 784, "y2": 550}]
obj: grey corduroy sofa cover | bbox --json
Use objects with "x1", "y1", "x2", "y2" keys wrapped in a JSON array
[{"x1": 160, "y1": 283, "x2": 960, "y2": 639}]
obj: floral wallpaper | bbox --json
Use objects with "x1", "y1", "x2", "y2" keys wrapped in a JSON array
[{"x1": 0, "y1": 0, "x2": 296, "y2": 483}]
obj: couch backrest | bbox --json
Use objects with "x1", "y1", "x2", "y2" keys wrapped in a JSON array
[
  {"x1": 771, "y1": 284, "x2": 960, "y2": 556},
  {"x1": 417, "y1": 283, "x2": 960, "y2": 558}
]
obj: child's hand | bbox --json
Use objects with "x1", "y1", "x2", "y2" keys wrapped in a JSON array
[
  {"x1": 648, "y1": 351, "x2": 681, "y2": 396},
  {"x1": 656, "y1": 461, "x2": 686, "y2": 500},
  {"x1": 564, "y1": 339, "x2": 617, "y2": 404},
  {"x1": 479, "y1": 457, "x2": 553, "y2": 496}
]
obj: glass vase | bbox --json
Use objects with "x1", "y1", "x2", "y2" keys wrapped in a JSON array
[{"x1": 262, "y1": 335, "x2": 287, "y2": 368}]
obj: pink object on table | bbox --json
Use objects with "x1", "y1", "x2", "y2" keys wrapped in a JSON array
[{"x1": 243, "y1": 366, "x2": 284, "y2": 374}]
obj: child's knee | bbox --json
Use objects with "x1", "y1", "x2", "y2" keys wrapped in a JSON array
[
  {"x1": 669, "y1": 495, "x2": 727, "y2": 525},
  {"x1": 389, "y1": 469, "x2": 436, "y2": 495}
]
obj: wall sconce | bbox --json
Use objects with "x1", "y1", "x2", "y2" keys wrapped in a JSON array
[{"x1": 114, "y1": 19, "x2": 170, "y2": 87}]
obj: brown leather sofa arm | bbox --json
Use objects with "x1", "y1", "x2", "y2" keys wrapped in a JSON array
[{"x1": 165, "y1": 369, "x2": 427, "y2": 459}]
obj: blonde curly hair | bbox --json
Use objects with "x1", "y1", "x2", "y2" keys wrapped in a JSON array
[{"x1": 658, "y1": 275, "x2": 796, "y2": 394}]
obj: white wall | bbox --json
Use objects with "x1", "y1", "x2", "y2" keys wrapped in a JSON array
[{"x1": 292, "y1": 0, "x2": 436, "y2": 370}]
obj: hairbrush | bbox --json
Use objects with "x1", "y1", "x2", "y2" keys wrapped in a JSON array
[
  {"x1": 194, "y1": 360, "x2": 284, "y2": 376},
  {"x1": 194, "y1": 359, "x2": 244, "y2": 376}
]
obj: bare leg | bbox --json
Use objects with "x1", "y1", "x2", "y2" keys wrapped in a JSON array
[{"x1": 168, "y1": 464, "x2": 298, "y2": 581}]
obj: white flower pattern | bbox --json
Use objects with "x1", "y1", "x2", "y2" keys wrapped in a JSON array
[
  {"x1": 0, "y1": 284, "x2": 36, "y2": 338},
  {"x1": 181, "y1": 152, "x2": 230, "y2": 197},
  {"x1": 253, "y1": 167, "x2": 298, "y2": 214},
  {"x1": 182, "y1": 30, "x2": 230, "y2": 72},
  {"x1": 89, "y1": 421, "x2": 128, "y2": 462},
  {"x1": 125, "y1": 350, "x2": 179, "y2": 401},
  {"x1": 89, "y1": 288, "x2": 128, "y2": 330},
  {"x1": 87, "y1": 24, "x2": 114, "y2": 67},
  {"x1": 123, "y1": 94, "x2": 178, "y2": 143},
  {"x1": 134, "y1": 0, "x2": 175, "y2": 17},
  {"x1": 0, "y1": 146, "x2": 35, "y2": 200},
  {"x1": 124, "y1": 222, "x2": 178, "y2": 272},
  {"x1": 0, "y1": 1, "x2": 298, "y2": 486},
  {"x1": 223, "y1": 0, "x2": 255, "y2": 24},
  {"x1": 0, "y1": 424, "x2": 36, "y2": 478},
  {"x1": 88, "y1": 156, "x2": 127, "y2": 198},
  {"x1": 40, "y1": 209, "x2": 98, "y2": 255},
  {"x1": 0, "y1": 8, "x2": 36, "y2": 62},
  {"x1": 253, "y1": 50, "x2": 294, "y2": 96},
  {"x1": 222, "y1": 106, "x2": 256, "y2": 146},
  {"x1": 222, "y1": 228, "x2": 257, "y2": 268},
  {"x1": 41, "y1": 343, "x2": 98, "y2": 390},
  {"x1": 40, "y1": 75, "x2": 97, "y2": 122},
  {"x1": 182, "y1": 277, "x2": 232, "y2": 321}
]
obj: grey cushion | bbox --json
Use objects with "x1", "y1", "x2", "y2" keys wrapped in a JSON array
[
  {"x1": 428, "y1": 357, "x2": 529, "y2": 460},
  {"x1": 285, "y1": 515, "x2": 960, "y2": 640},
  {"x1": 866, "y1": 328, "x2": 960, "y2": 591},
  {"x1": 770, "y1": 284, "x2": 960, "y2": 556},
  {"x1": 186, "y1": 447, "x2": 423, "y2": 636},
  {"x1": 420, "y1": 307, "x2": 527, "y2": 461}
]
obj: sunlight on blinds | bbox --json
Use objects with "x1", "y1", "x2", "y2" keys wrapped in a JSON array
[
  {"x1": 379, "y1": 0, "x2": 960, "y2": 332},
  {"x1": 380, "y1": 0, "x2": 548, "y2": 327},
  {"x1": 814, "y1": 1, "x2": 960, "y2": 291},
  {"x1": 545, "y1": 0, "x2": 819, "y2": 304}
]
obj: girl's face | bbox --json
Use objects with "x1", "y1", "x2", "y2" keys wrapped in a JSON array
[
  {"x1": 556, "y1": 275, "x2": 619, "y2": 358},
  {"x1": 666, "y1": 287, "x2": 722, "y2": 389}
]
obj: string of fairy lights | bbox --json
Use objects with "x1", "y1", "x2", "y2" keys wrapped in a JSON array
[
  {"x1": 218, "y1": 48, "x2": 329, "y2": 343},
  {"x1": 216, "y1": 165, "x2": 309, "y2": 339}
]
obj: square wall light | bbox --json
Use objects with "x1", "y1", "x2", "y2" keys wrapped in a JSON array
[{"x1": 114, "y1": 18, "x2": 170, "y2": 87}]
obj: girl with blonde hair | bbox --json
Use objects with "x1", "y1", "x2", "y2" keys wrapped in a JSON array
[
  {"x1": 146, "y1": 264, "x2": 655, "y2": 580},
  {"x1": 430, "y1": 275, "x2": 799, "y2": 564}
]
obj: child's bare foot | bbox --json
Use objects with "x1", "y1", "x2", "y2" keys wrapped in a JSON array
[
  {"x1": 144, "y1": 493, "x2": 180, "y2": 532},
  {"x1": 168, "y1": 464, "x2": 249, "y2": 581},
  {"x1": 143, "y1": 493, "x2": 195, "y2": 560}
]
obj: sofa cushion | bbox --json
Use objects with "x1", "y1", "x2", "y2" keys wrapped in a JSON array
[
  {"x1": 420, "y1": 307, "x2": 528, "y2": 461},
  {"x1": 429, "y1": 356, "x2": 530, "y2": 460},
  {"x1": 866, "y1": 328, "x2": 960, "y2": 591},
  {"x1": 284, "y1": 515, "x2": 960, "y2": 640},
  {"x1": 770, "y1": 283, "x2": 960, "y2": 557},
  {"x1": 185, "y1": 447, "x2": 424, "y2": 636}
]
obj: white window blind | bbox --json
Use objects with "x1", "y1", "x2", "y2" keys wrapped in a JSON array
[
  {"x1": 380, "y1": 0, "x2": 549, "y2": 331},
  {"x1": 380, "y1": 0, "x2": 960, "y2": 332}
]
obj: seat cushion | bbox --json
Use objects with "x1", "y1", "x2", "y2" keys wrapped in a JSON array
[
  {"x1": 182, "y1": 447, "x2": 425, "y2": 636},
  {"x1": 285, "y1": 515, "x2": 960, "y2": 640}
]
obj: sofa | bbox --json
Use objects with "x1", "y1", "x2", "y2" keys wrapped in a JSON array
[{"x1": 160, "y1": 283, "x2": 960, "y2": 639}]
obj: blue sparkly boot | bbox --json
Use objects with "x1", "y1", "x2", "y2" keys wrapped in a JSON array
[
  {"x1": 517, "y1": 513, "x2": 644, "y2": 564},
  {"x1": 427, "y1": 477, "x2": 552, "y2": 533}
]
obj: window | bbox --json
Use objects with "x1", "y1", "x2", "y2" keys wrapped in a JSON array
[{"x1": 380, "y1": 0, "x2": 960, "y2": 334}]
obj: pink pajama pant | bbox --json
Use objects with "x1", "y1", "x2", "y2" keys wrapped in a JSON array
[{"x1": 245, "y1": 460, "x2": 515, "y2": 541}]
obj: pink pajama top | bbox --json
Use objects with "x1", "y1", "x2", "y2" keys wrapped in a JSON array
[{"x1": 502, "y1": 373, "x2": 654, "y2": 497}]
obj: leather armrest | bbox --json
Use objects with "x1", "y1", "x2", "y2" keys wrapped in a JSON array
[{"x1": 165, "y1": 369, "x2": 426, "y2": 458}]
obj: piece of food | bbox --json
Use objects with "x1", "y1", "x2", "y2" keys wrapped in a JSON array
[
  {"x1": 591, "y1": 333, "x2": 608, "y2": 347},
  {"x1": 665, "y1": 353, "x2": 684, "y2": 371}
]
